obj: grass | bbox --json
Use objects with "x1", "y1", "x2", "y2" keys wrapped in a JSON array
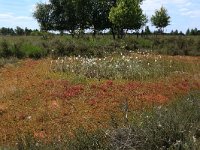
[{"x1": 0, "y1": 57, "x2": 18, "y2": 68}]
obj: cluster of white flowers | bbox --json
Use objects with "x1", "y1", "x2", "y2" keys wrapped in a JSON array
[{"x1": 50, "y1": 53, "x2": 177, "y2": 80}]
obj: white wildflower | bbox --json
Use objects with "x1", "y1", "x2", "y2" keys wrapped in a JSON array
[
  {"x1": 193, "y1": 136, "x2": 197, "y2": 143},
  {"x1": 61, "y1": 59, "x2": 64, "y2": 63},
  {"x1": 158, "y1": 122, "x2": 162, "y2": 128}
]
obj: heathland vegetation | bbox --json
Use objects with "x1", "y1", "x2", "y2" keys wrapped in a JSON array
[{"x1": 0, "y1": 0, "x2": 200, "y2": 149}]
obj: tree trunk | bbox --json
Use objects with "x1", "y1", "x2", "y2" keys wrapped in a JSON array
[
  {"x1": 70, "y1": 30, "x2": 75, "y2": 38},
  {"x1": 60, "y1": 30, "x2": 64, "y2": 36},
  {"x1": 93, "y1": 29, "x2": 96, "y2": 38},
  {"x1": 111, "y1": 27, "x2": 116, "y2": 40}
]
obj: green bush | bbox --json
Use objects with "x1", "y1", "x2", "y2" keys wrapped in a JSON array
[
  {"x1": 21, "y1": 43, "x2": 47, "y2": 59},
  {"x1": 12, "y1": 42, "x2": 26, "y2": 59},
  {"x1": 0, "y1": 39, "x2": 13, "y2": 58}
]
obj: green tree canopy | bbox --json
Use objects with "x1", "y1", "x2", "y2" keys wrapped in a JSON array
[
  {"x1": 109, "y1": 0, "x2": 147, "y2": 38},
  {"x1": 89, "y1": 0, "x2": 111, "y2": 36},
  {"x1": 151, "y1": 6, "x2": 170, "y2": 33},
  {"x1": 33, "y1": 3, "x2": 53, "y2": 31},
  {"x1": 49, "y1": 0, "x2": 77, "y2": 35}
]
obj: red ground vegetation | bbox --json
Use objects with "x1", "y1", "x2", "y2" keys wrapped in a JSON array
[{"x1": 0, "y1": 57, "x2": 199, "y2": 145}]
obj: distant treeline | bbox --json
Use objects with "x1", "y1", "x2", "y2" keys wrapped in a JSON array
[
  {"x1": 1, "y1": 26, "x2": 200, "y2": 36},
  {"x1": 0, "y1": 27, "x2": 41, "y2": 36},
  {"x1": 169, "y1": 28, "x2": 200, "y2": 36}
]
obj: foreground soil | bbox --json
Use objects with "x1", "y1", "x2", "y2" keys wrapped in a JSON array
[{"x1": 0, "y1": 56, "x2": 200, "y2": 145}]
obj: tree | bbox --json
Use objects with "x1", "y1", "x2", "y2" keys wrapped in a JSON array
[
  {"x1": 151, "y1": 6, "x2": 170, "y2": 34},
  {"x1": 109, "y1": 0, "x2": 147, "y2": 38},
  {"x1": 186, "y1": 28, "x2": 190, "y2": 35},
  {"x1": 33, "y1": 3, "x2": 53, "y2": 31},
  {"x1": 25, "y1": 27, "x2": 32, "y2": 36},
  {"x1": 0, "y1": 27, "x2": 15, "y2": 35},
  {"x1": 179, "y1": 31, "x2": 184, "y2": 36},
  {"x1": 174, "y1": 29, "x2": 178, "y2": 35},
  {"x1": 145, "y1": 26, "x2": 151, "y2": 35},
  {"x1": 75, "y1": 0, "x2": 92, "y2": 32},
  {"x1": 89, "y1": 0, "x2": 111, "y2": 37},
  {"x1": 15, "y1": 26, "x2": 24, "y2": 35},
  {"x1": 49, "y1": 0, "x2": 76, "y2": 35},
  {"x1": 190, "y1": 29, "x2": 195, "y2": 35},
  {"x1": 170, "y1": 30, "x2": 174, "y2": 35},
  {"x1": 194, "y1": 28, "x2": 198, "y2": 35}
]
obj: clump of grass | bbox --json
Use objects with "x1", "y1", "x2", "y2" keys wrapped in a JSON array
[
  {"x1": 0, "y1": 57, "x2": 18, "y2": 68},
  {"x1": 15, "y1": 128, "x2": 108, "y2": 150}
]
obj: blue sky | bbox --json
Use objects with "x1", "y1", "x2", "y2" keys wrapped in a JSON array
[{"x1": 0, "y1": 0, "x2": 200, "y2": 33}]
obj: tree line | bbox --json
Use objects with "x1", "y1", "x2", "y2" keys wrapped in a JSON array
[
  {"x1": 1, "y1": 26, "x2": 200, "y2": 37},
  {"x1": 0, "y1": 27, "x2": 40, "y2": 36},
  {"x1": 33, "y1": 0, "x2": 171, "y2": 39}
]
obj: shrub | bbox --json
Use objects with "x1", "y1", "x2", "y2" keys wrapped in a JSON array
[
  {"x1": 12, "y1": 42, "x2": 26, "y2": 59},
  {"x1": 21, "y1": 43, "x2": 47, "y2": 59},
  {"x1": 0, "y1": 39, "x2": 13, "y2": 58}
]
